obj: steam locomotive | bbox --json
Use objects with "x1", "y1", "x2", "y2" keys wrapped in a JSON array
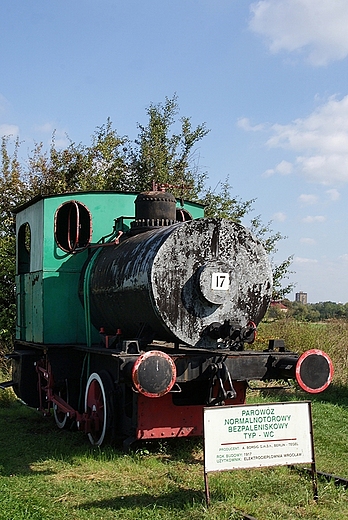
[{"x1": 0, "y1": 188, "x2": 333, "y2": 447}]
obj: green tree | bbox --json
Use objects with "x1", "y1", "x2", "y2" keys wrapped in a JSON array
[
  {"x1": 0, "y1": 95, "x2": 295, "y2": 356},
  {"x1": 249, "y1": 216, "x2": 294, "y2": 300},
  {"x1": 130, "y1": 94, "x2": 209, "y2": 197},
  {"x1": 0, "y1": 137, "x2": 28, "y2": 356},
  {"x1": 27, "y1": 120, "x2": 129, "y2": 195},
  {"x1": 201, "y1": 178, "x2": 255, "y2": 221},
  {"x1": 289, "y1": 302, "x2": 321, "y2": 322},
  {"x1": 310, "y1": 301, "x2": 346, "y2": 320}
]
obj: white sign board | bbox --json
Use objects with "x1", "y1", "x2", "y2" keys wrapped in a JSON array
[
  {"x1": 211, "y1": 273, "x2": 229, "y2": 290},
  {"x1": 204, "y1": 402, "x2": 314, "y2": 473}
]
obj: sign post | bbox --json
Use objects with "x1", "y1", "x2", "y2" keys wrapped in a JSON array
[{"x1": 203, "y1": 401, "x2": 317, "y2": 505}]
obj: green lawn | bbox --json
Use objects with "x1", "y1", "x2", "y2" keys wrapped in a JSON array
[
  {"x1": 1, "y1": 382, "x2": 348, "y2": 520},
  {"x1": 1, "y1": 319, "x2": 348, "y2": 519}
]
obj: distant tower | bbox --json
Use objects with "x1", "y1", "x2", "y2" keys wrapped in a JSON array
[{"x1": 295, "y1": 291, "x2": 307, "y2": 304}]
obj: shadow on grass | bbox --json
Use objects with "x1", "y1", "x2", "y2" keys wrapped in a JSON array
[
  {"x1": 0, "y1": 400, "x2": 102, "y2": 476},
  {"x1": 130, "y1": 436, "x2": 203, "y2": 462},
  {"x1": 2, "y1": 382, "x2": 348, "y2": 479},
  {"x1": 310, "y1": 383, "x2": 348, "y2": 407},
  {"x1": 79, "y1": 489, "x2": 205, "y2": 512},
  {"x1": 0, "y1": 399, "x2": 204, "y2": 477}
]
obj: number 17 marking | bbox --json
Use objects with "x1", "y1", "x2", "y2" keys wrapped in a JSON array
[{"x1": 211, "y1": 272, "x2": 229, "y2": 290}]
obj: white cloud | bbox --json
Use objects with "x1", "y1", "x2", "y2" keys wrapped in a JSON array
[
  {"x1": 326, "y1": 188, "x2": 340, "y2": 201},
  {"x1": 296, "y1": 154, "x2": 348, "y2": 184},
  {"x1": 298, "y1": 194, "x2": 318, "y2": 205},
  {"x1": 265, "y1": 95, "x2": 348, "y2": 185},
  {"x1": 300, "y1": 237, "x2": 316, "y2": 245},
  {"x1": 0, "y1": 124, "x2": 19, "y2": 137},
  {"x1": 34, "y1": 122, "x2": 55, "y2": 134},
  {"x1": 240, "y1": 95, "x2": 348, "y2": 185},
  {"x1": 52, "y1": 131, "x2": 69, "y2": 148},
  {"x1": 237, "y1": 117, "x2": 264, "y2": 132},
  {"x1": 293, "y1": 256, "x2": 318, "y2": 264},
  {"x1": 249, "y1": 0, "x2": 348, "y2": 66},
  {"x1": 272, "y1": 211, "x2": 286, "y2": 222},
  {"x1": 302, "y1": 215, "x2": 326, "y2": 223},
  {"x1": 267, "y1": 96, "x2": 348, "y2": 152},
  {"x1": 262, "y1": 159, "x2": 293, "y2": 177},
  {"x1": 275, "y1": 160, "x2": 293, "y2": 175},
  {"x1": 339, "y1": 254, "x2": 348, "y2": 261},
  {"x1": 0, "y1": 94, "x2": 19, "y2": 138},
  {"x1": 33, "y1": 123, "x2": 69, "y2": 148}
]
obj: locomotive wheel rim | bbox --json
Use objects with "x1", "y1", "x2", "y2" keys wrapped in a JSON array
[
  {"x1": 53, "y1": 379, "x2": 70, "y2": 429},
  {"x1": 84, "y1": 372, "x2": 108, "y2": 446}
]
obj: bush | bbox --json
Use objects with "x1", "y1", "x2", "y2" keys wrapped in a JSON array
[{"x1": 256, "y1": 318, "x2": 348, "y2": 385}]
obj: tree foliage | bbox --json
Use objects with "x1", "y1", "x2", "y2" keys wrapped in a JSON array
[
  {"x1": 202, "y1": 178, "x2": 255, "y2": 221},
  {"x1": 249, "y1": 215, "x2": 294, "y2": 300},
  {"x1": 26, "y1": 120, "x2": 130, "y2": 195},
  {"x1": 267, "y1": 300, "x2": 348, "y2": 322},
  {"x1": 0, "y1": 95, "x2": 294, "y2": 354},
  {"x1": 0, "y1": 137, "x2": 27, "y2": 356},
  {"x1": 130, "y1": 94, "x2": 209, "y2": 198}
]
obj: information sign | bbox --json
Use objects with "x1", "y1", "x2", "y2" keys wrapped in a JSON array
[
  {"x1": 204, "y1": 401, "x2": 314, "y2": 472},
  {"x1": 203, "y1": 401, "x2": 317, "y2": 504}
]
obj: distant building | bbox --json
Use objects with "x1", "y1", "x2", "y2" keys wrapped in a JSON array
[
  {"x1": 295, "y1": 292, "x2": 307, "y2": 304},
  {"x1": 270, "y1": 301, "x2": 288, "y2": 312}
]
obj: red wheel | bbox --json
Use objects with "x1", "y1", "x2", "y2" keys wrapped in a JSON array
[{"x1": 84, "y1": 371, "x2": 114, "y2": 446}]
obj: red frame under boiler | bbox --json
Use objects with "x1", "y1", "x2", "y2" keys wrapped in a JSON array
[{"x1": 135, "y1": 381, "x2": 247, "y2": 440}]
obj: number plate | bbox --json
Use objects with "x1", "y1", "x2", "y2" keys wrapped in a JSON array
[{"x1": 211, "y1": 272, "x2": 230, "y2": 291}]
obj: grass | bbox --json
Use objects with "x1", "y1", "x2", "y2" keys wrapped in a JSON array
[
  {"x1": 2, "y1": 392, "x2": 348, "y2": 520},
  {"x1": 254, "y1": 318, "x2": 348, "y2": 385},
  {"x1": 1, "y1": 319, "x2": 348, "y2": 519}
]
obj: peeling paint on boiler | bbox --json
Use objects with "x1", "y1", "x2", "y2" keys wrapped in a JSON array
[{"x1": 87, "y1": 218, "x2": 272, "y2": 349}]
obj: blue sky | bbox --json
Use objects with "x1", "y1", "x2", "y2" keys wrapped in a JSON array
[{"x1": 1, "y1": 0, "x2": 348, "y2": 303}]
